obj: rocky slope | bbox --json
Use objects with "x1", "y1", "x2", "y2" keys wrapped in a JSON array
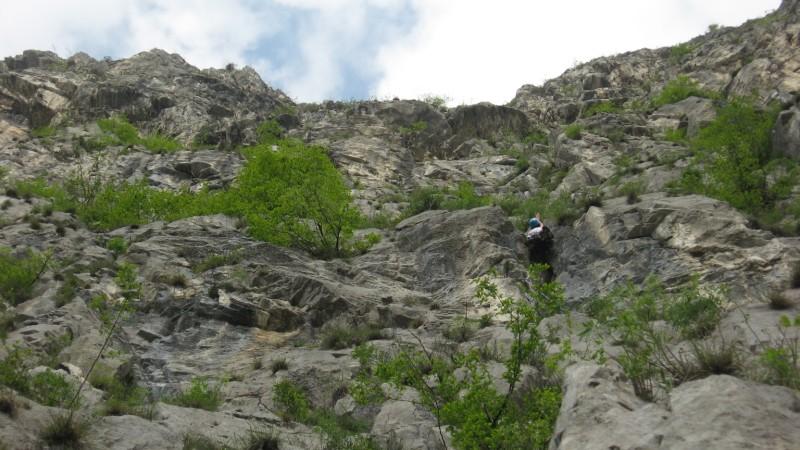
[{"x1": 1, "y1": 1, "x2": 800, "y2": 449}]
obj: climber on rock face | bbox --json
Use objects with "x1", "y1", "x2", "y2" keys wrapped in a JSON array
[{"x1": 526, "y1": 212, "x2": 544, "y2": 240}]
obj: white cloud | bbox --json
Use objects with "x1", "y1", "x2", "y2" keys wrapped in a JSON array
[{"x1": 374, "y1": 0, "x2": 782, "y2": 105}]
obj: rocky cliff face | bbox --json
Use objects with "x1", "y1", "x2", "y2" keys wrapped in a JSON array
[{"x1": 1, "y1": 2, "x2": 800, "y2": 449}]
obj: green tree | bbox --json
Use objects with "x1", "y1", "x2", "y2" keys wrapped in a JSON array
[{"x1": 238, "y1": 139, "x2": 359, "y2": 257}]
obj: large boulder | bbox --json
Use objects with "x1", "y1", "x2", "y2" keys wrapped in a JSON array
[
  {"x1": 553, "y1": 194, "x2": 799, "y2": 303},
  {"x1": 551, "y1": 363, "x2": 800, "y2": 450},
  {"x1": 650, "y1": 96, "x2": 717, "y2": 138}
]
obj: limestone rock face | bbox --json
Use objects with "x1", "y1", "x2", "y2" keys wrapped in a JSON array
[
  {"x1": 551, "y1": 363, "x2": 800, "y2": 450},
  {"x1": 554, "y1": 194, "x2": 798, "y2": 302},
  {"x1": 0, "y1": 48, "x2": 292, "y2": 148},
  {"x1": 3, "y1": 3, "x2": 800, "y2": 449}
]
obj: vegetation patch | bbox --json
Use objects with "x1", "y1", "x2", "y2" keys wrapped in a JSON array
[
  {"x1": 272, "y1": 380, "x2": 378, "y2": 449},
  {"x1": 96, "y1": 116, "x2": 181, "y2": 153},
  {"x1": 652, "y1": 75, "x2": 716, "y2": 108},
  {"x1": 583, "y1": 101, "x2": 621, "y2": 117},
  {"x1": 164, "y1": 377, "x2": 223, "y2": 411},
  {"x1": 351, "y1": 265, "x2": 565, "y2": 450},
  {"x1": 670, "y1": 98, "x2": 799, "y2": 233},
  {"x1": 320, "y1": 323, "x2": 384, "y2": 350},
  {"x1": 564, "y1": 124, "x2": 582, "y2": 140},
  {"x1": 0, "y1": 247, "x2": 49, "y2": 306}
]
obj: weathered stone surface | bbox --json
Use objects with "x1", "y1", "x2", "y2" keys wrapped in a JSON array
[
  {"x1": 551, "y1": 363, "x2": 800, "y2": 450},
  {"x1": 774, "y1": 104, "x2": 800, "y2": 160},
  {"x1": 650, "y1": 96, "x2": 716, "y2": 137}
]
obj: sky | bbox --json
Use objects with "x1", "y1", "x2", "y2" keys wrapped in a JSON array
[{"x1": 0, "y1": 0, "x2": 782, "y2": 105}]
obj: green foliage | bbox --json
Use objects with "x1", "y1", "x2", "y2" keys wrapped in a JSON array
[
  {"x1": 55, "y1": 274, "x2": 80, "y2": 307},
  {"x1": 663, "y1": 127, "x2": 687, "y2": 143},
  {"x1": 564, "y1": 124, "x2": 582, "y2": 140},
  {"x1": 39, "y1": 413, "x2": 89, "y2": 450},
  {"x1": 494, "y1": 191, "x2": 581, "y2": 229},
  {"x1": 758, "y1": 315, "x2": 800, "y2": 390},
  {"x1": 30, "y1": 370, "x2": 77, "y2": 407},
  {"x1": 406, "y1": 186, "x2": 445, "y2": 216},
  {"x1": 140, "y1": 134, "x2": 181, "y2": 153},
  {"x1": 256, "y1": 119, "x2": 284, "y2": 144},
  {"x1": 582, "y1": 276, "x2": 725, "y2": 399},
  {"x1": 272, "y1": 380, "x2": 310, "y2": 422},
  {"x1": 421, "y1": 95, "x2": 448, "y2": 109},
  {"x1": 193, "y1": 251, "x2": 243, "y2": 273},
  {"x1": 398, "y1": 121, "x2": 428, "y2": 135},
  {"x1": 164, "y1": 377, "x2": 223, "y2": 411},
  {"x1": 239, "y1": 140, "x2": 360, "y2": 257},
  {"x1": 351, "y1": 265, "x2": 565, "y2": 450},
  {"x1": 0, "y1": 247, "x2": 48, "y2": 306},
  {"x1": 96, "y1": 116, "x2": 180, "y2": 152},
  {"x1": 320, "y1": 323, "x2": 383, "y2": 350},
  {"x1": 0, "y1": 347, "x2": 32, "y2": 393},
  {"x1": 272, "y1": 379, "x2": 377, "y2": 448},
  {"x1": 351, "y1": 232, "x2": 381, "y2": 254},
  {"x1": 441, "y1": 182, "x2": 491, "y2": 211},
  {"x1": 674, "y1": 98, "x2": 784, "y2": 214},
  {"x1": 663, "y1": 278, "x2": 724, "y2": 339},
  {"x1": 0, "y1": 348, "x2": 78, "y2": 408},
  {"x1": 31, "y1": 126, "x2": 56, "y2": 138},
  {"x1": 652, "y1": 75, "x2": 714, "y2": 108},
  {"x1": 98, "y1": 116, "x2": 140, "y2": 145},
  {"x1": 618, "y1": 179, "x2": 645, "y2": 204},
  {"x1": 583, "y1": 101, "x2": 621, "y2": 117},
  {"x1": 106, "y1": 237, "x2": 128, "y2": 256},
  {"x1": 404, "y1": 182, "x2": 490, "y2": 218},
  {"x1": 523, "y1": 130, "x2": 548, "y2": 146},
  {"x1": 669, "y1": 43, "x2": 695, "y2": 63},
  {"x1": 102, "y1": 377, "x2": 156, "y2": 420}
]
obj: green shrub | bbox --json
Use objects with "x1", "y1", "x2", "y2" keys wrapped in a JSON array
[
  {"x1": 618, "y1": 179, "x2": 645, "y2": 204},
  {"x1": 669, "y1": 43, "x2": 694, "y2": 63},
  {"x1": 0, "y1": 347, "x2": 32, "y2": 393},
  {"x1": 0, "y1": 247, "x2": 48, "y2": 306},
  {"x1": 140, "y1": 134, "x2": 181, "y2": 153},
  {"x1": 443, "y1": 318, "x2": 479, "y2": 343},
  {"x1": 164, "y1": 377, "x2": 223, "y2": 411},
  {"x1": 102, "y1": 378, "x2": 156, "y2": 420},
  {"x1": 16, "y1": 138, "x2": 363, "y2": 257},
  {"x1": 664, "y1": 128, "x2": 687, "y2": 143},
  {"x1": 106, "y1": 237, "x2": 128, "y2": 256},
  {"x1": 676, "y1": 98, "x2": 782, "y2": 213},
  {"x1": 272, "y1": 380, "x2": 309, "y2": 422},
  {"x1": 96, "y1": 116, "x2": 180, "y2": 152},
  {"x1": 523, "y1": 130, "x2": 548, "y2": 146},
  {"x1": 441, "y1": 182, "x2": 491, "y2": 211},
  {"x1": 256, "y1": 119, "x2": 284, "y2": 144},
  {"x1": 31, "y1": 126, "x2": 56, "y2": 139},
  {"x1": 193, "y1": 251, "x2": 243, "y2": 273},
  {"x1": 320, "y1": 323, "x2": 383, "y2": 350},
  {"x1": 652, "y1": 75, "x2": 714, "y2": 108},
  {"x1": 494, "y1": 191, "x2": 581, "y2": 230},
  {"x1": 30, "y1": 370, "x2": 77, "y2": 407},
  {"x1": 398, "y1": 121, "x2": 428, "y2": 135},
  {"x1": 39, "y1": 413, "x2": 88, "y2": 450},
  {"x1": 55, "y1": 274, "x2": 79, "y2": 307},
  {"x1": 239, "y1": 140, "x2": 360, "y2": 257},
  {"x1": 351, "y1": 232, "x2": 381, "y2": 254},
  {"x1": 406, "y1": 186, "x2": 445, "y2": 216},
  {"x1": 583, "y1": 101, "x2": 621, "y2": 117},
  {"x1": 564, "y1": 124, "x2": 582, "y2": 140},
  {"x1": 98, "y1": 116, "x2": 140, "y2": 145},
  {"x1": 664, "y1": 280, "x2": 723, "y2": 339}
]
